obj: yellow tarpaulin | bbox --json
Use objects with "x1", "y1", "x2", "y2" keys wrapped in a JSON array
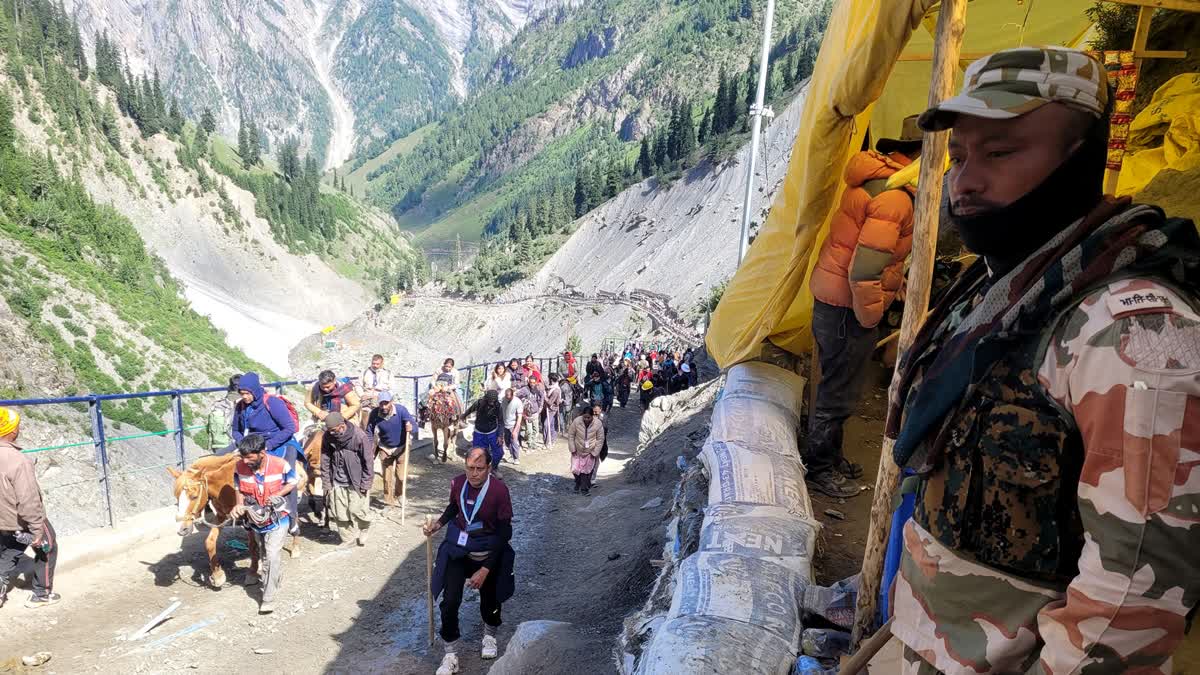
[
  {"x1": 1117, "y1": 73, "x2": 1200, "y2": 196},
  {"x1": 707, "y1": 0, "x2": 1095, "y2": 368}
]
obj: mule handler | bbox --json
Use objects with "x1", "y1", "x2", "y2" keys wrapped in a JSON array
[
  {"x1": 0, "y1": 407, "x2": 60, "y2": 608},
  {"x1": 229, "y1": 434, "x2": 297, "y2": 615},
  {"x1": 365, "y1": 391, "x2": 415, "y2": 507},
  {"x1": 423, "y1": 447, "x2": 515, "y2": 674}
]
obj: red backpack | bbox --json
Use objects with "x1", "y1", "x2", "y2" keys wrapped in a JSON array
[{"x1": 239, "y1": 392, "x2": 300, "y2": 431}]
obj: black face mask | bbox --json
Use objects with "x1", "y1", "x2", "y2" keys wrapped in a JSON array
[{"x1": 942, "y1": 115, "x2": 1108, "y2": 274}]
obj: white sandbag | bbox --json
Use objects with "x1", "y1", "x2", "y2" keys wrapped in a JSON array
[
  {"x1": 669, "y1": 552, "x2": 805, "y2": 645},
  {"x1": 635, "y1": 615, "x2": 795, "y2": 675},
  {"x1": 707, "y1": 395, "x2": 799, "y2": 455},
  {"x1": 699, "y1": 503, "x2": 819, "y2": 577},
  {"x1": 699, "y1": 440, "x2": 811, "y2": 515}
]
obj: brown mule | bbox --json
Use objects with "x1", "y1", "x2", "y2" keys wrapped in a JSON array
[
  {"x1": 168, "y1": 453, "x2": 309, "y2": 586},
  {"x1": 428, "y1": 390, "x2": 459, "y2": 462}
]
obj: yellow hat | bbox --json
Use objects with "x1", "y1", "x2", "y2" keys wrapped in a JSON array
[
  {"x1": 0, "y1": 407, "x2": 20, "y2": 437},
  {"x1": 641, "y1": 380, "x2": 654, "y2": 391}
]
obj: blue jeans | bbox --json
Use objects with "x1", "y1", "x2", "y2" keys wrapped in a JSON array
[
  {"x1": 473, "y1": 429, "x2": 503, "y2": 467},
  {"x1": 503, "y1": 428, "x2": 520, "y2": 460},
  {"x1": 807, "y1": 300, "x2": 879, "y2": 477}
]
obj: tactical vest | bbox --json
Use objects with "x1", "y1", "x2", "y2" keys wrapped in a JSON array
[{"x1": 912, "y1": 274, "x2": 1196, "y2": 584}]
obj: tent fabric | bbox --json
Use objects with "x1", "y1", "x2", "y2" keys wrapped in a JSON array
[
  {"x1": 1116, "y1": 73, "x2": 1200, "y2": 197},
  {"x1": 707, "y1": 0, "x2": 1096, "y2": 368}
]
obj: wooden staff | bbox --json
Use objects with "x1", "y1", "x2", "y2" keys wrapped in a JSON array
[
  {"x1": 841, "y1": 618, "x2": 895, "y2": 675},
  {"x1": 401, "y1": 430, "x2": 412, "y2": 525},
  {"x1": 850, "y1": 0, "x2": 967, "y2": 649},
  {"x1": 424, "y1": 514, "x2": 435, "y2": 647}
]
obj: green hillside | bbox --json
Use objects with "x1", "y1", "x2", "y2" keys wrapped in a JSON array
[{"x1": 361, "y1": 0, "x2": 830, "y2": 259}]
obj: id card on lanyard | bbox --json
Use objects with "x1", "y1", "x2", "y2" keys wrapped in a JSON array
[{"x1": 458, "y1": 477, "x2": 491, "y2": 546}]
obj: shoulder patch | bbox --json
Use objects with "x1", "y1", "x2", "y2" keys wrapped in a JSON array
[{"x1": 1106, "y1": 288, "x2": 1173, "y2": 318}]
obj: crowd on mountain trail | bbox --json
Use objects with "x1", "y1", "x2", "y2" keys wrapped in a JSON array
[{"x1": 0, "y1": 335, "x2": 699, "y2": 675}]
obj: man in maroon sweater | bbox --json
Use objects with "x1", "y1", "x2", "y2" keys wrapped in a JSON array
[{"x1": 424, "y1": 447, "x2": 515, "y2": 674}]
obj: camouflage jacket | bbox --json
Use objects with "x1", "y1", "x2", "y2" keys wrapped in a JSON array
[{"x1": 892, "y1": 212, "x2": 1200, "y2": 672}]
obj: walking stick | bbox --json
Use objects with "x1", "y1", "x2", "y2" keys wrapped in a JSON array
[
  {"x1": 424, "y1": 514, "x2": 435, "y2": 647},
  {"x1": 401, "y1": 432, "x2": 411, "y2": 526},
  {"x1": 841, "y1": 618, "x2": 895, "y2": 675}
]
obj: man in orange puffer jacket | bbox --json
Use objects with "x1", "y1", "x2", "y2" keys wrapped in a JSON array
[{"x1": 805, "y1": 116, "x2": 920, "y2": 498}]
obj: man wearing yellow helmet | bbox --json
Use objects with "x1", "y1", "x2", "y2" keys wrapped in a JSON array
[{"x1": 0, "y1": 407, "x2": 60, "y2": 608}]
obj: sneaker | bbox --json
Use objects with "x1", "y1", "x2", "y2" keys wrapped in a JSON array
[
  {"x1": 436, "y1": 652, "x2": 460, "y2": 675},
  {"x1": 481, "y1": 634, "x2": 499, "y2": 659},
  {"x1": 259, "y1": 601, "x2": 274, "y2": 614},
  {"x1": 509, "y1": 458, "x2": 521, "y2": 466},
  {"x1": 244, "y1": 572, "x2": 262, "y2": 586},
  {"x1": 357, "y1": 532, "x2": 369, "y2": 546},
  {"x1": 25, "y1": 593, "x2": 61, "y2": 609},
  {"x1": 807, "y1": 471, "x2": 861, "y2": 499}
]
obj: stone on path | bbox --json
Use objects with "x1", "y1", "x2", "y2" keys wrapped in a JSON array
[
  {"x1": 640, "y1": 497, "x2": 663, "y2": 510},
  {"x1": 486, "y1": 621, "x2": 576, "y2": 675}
]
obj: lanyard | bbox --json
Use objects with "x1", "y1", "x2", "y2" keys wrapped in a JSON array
[{"x1": 460, "y1": 477, "x2": 491, "y2": 528}]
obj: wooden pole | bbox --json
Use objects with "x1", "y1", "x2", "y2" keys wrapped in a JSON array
[
  {"x1": 425, "y1": 514, "x2": 436, "y2": 647},
  {"x1": 400, "y1": 434, "x2": 411, "y2": 526},
  {"x1": 841, "y1": 618, "x2": 895, "y2": 675},
  {"x1": 850, "y1": 0, "x2": 967, "y2": 649}
]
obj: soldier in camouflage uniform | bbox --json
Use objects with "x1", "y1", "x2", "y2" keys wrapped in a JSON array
[{"x1": 886, "y1": 47, "x2": 1200, "y2": 673}]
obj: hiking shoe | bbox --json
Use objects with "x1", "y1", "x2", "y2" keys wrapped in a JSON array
[
  {"x1": 244, "y1": 572, "x2": 262, "y2": 586},
  {"x1": 436, "y1": 653, "x2": 460, "y2": 675},
  {"x1": 807, "y1": 471, "x2": 862, "y2": 499},
  {"x1": 836, "y1": 457, "x2": 865, "y2": 480},
  {"x1": 25, "y1": 593, "x2": 61, "y2": 609},
  {"x1": 357, "y1": 532, "x2": 369, "y2": 546},
  {"x1": 259, "y1": 601, "x2": 274, "y2": 614},
  {"x1": 481, "y1": 635, "x2": 499, "y2": 659},
  {"x1": 509, "y1": 458, "x2": 520, "y2": 466}
]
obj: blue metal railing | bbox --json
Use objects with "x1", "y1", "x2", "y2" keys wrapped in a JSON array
[{"x1": 1, "y1": 356, "x2": 567, "y2": 528}]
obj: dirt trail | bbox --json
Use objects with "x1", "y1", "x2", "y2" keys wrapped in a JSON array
[{"x1": 0, "y1": 404, "x2": 675, "y2": 674}]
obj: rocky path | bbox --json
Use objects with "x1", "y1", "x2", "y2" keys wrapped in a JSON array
[{"x1": 1, "y1": 404, "x2": 673, "y2": 675}]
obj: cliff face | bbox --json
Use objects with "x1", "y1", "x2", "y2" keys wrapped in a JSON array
[{"x1": 69, "y1": 0, "x2": 568, "y2": 165}]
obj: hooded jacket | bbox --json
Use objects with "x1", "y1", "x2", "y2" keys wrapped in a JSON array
[
  {"x1": 232, "y1": 372, "x2": 297, "y2": 452},
  {"x1": 809, "y1": 150, "x2": 915, "y2": 328},
  {"x1": 320, "y1": 422, "x2": 374, "y2": 493},
  {"x1": 0, "y1": 439, "x2": 46, "y2": 534}
]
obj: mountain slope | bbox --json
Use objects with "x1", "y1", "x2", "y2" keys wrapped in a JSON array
[
  {"x1": 5, "y1": 0, "x2": 421, "y2": 375},
  {"x1": 70, "y1": 0, "x2": 562, "y2": 169},
  {"x1": 362, "y1": 0, "x2": 829, "y2": 255}
]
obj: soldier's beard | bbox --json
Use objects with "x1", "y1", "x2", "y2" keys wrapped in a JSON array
[{"x1": 943, "y1": 123, "x2": 1108, "y2": 275}]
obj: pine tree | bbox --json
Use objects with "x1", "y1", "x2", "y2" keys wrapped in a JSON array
[
  {"x1": 698, "y1": 107, "x2": 712, "y2": 145},
  {"x1": 199, "y1": 107, "x2": 216, "y2": 133},
  {"x1": 652, "y1": 130, "x2": 668, "y2": 168},
  {"x1": 764, "y1": 61, "x2": 778, "y2": 101},
  {"x1": 783, "y1": 53, "x2": 797, "y2": 89},
  {"x1": 573, "y1": 168, "x2": 589, "y2": 217},
  {"x1": 678, "y1": 98, "x2": 696, "y2": 163},
  {"x1": 637, "y1": 135, "x2": 653, "y2": 178},
  {"x1": 237, "y1": 111, "x2": 251, "y2": 166},
  {"x1": 713, "y1": 68, "x2": 729, "y2": 135},
  {"x1": 167, "y1": 96, "x2": 183, "y2": 135},
  {"x1": 279, "y1": 136, "x2": 301, "y2": 182},
  {"x1": 100, "y1": 99, "x2": 122, "y2": 153},
  {"x1": 247, "y1": 121, "x2": 261, "y2": 165},
  {"x1": 720, "y1": 72, "x2": 739, "y2": 133},
  {"x1": 739, "y1": 0, "x2": 753, "y2": 20},
  {"x1": 71, "y1": 18, "x2": 86, "y2": 80},
  {"x1": 0, "y1": 88, "x2": 15, "y2": 153},
  {"x1": 666, "y1": 100, "x2": 682, "y2": 162},
  {"x1": 605, "y1": 162, "x2": 621, "y2": 198}
]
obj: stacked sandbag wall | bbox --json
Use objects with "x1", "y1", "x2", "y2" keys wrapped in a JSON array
[{"x1": 628, "y1": 361, "x2": 819, "y2": 674}]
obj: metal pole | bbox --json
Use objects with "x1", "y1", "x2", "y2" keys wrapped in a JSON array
[
  {"x1": 90, "y1": 398, "x2": 114, "y2": 527},
  {"x1": 171, "y1": 392, "x2": 186, "y2": 468},
  {"x1": 411, "y1": 378, "x2": 420, "y2": 445},
  {"x1": 736, "y1": 0, "x2": 777, "y2": 264},
  {"x1": 465, "y1": 367, "x2": 473, "y2": 403}
]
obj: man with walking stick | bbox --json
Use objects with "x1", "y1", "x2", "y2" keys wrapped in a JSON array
[
  {"x1": 423, "y1": 447, "x2": 515, "y2": 675},
  {"x1": 365, "y1": 391, "x2": 415, "y2": 508}
]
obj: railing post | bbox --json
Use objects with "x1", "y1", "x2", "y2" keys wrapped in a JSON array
[
  {"x1": 89, "y1": 397, "x2": 115, "y2": 527},
  {"x1": 411, "y1": 377, "x2": 420, "y2": 445},
  {"x1": 171, "y1": 392, "x2": 186, "y2": 469},
  {"x1": 465, "y1": 368, "x2": 473, "y2": 403}
]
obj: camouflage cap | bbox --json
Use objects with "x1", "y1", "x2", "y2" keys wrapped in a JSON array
[{"x1": 918, "y1": 47, "x2": 1109, "y2": 131}]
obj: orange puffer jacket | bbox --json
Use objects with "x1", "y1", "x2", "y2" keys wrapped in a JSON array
[{"x1": 809, "y1": 150, "x2": 915, "y2": 328}]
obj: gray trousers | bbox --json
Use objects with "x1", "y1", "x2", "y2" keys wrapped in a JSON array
[
  {"x1": 255, "y1": 523, "x2": 289, "y2": 604},
  {"x1": 806, "y1": 300, "x2": 879, "y2": 477}
]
